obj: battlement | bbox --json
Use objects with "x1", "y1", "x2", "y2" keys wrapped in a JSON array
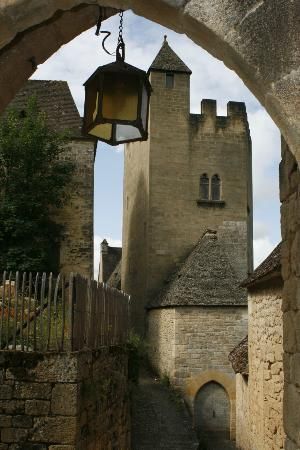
[{"x1": 190, "y1": 99, "x2": 248, "y2": 132}]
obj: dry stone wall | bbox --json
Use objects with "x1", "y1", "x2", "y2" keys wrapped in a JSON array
[
  {"x1": 0, "y1": 348, "x2": 129, "y2": 449},
  {"x1": 245, "y1": 284, "x2": 285, "y2": 450},
  {"x1": 280, "y1": 141, "x2": 300, "y2": 450},
  {"x1": 235, "y1": 374, "x2": 250, "y2": 450}
]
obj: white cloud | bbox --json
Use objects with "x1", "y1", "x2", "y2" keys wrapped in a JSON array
[
  {"x1": 253, "y1": 220, "x2": 270, "y2": 240},
  {"x1": 253, "y1": 237, "x2": 276, "y2": 268},
  {"x1": 94, "y1": 235, "x2": 122, "y2": 280}
]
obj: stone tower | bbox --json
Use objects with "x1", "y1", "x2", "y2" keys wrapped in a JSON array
[{"x1": 122, "y1": 37, "x2": 253, "y2": 334}]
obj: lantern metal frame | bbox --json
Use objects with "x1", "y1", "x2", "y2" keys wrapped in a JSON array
[{"x1": 82, "y1": 13, "x2": 152, "y2": 146}]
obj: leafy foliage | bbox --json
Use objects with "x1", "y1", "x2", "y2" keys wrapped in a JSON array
[
  {"x1": 126, "y1": 331, "x2": 148, "y2": 383},
  {"x1": 0, "y1": 96, "x2": 74, "y2": 272}
]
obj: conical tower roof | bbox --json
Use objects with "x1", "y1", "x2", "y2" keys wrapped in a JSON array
[
  {"x1": 147, "y1": 230, "x2": 247, "y2": 309},
  {"x1": 149, "y1": 36, "x2": 192, "y2": 74}
]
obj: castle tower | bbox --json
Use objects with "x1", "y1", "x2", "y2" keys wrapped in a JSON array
[{"x1": 122, "y1": 38, "x2": 253, "y2": 334}]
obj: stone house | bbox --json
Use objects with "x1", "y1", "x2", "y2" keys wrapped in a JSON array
[
  {"x1": 229, "y1": 243, "x2": 284, "y2": 450},
  {"x1": 4, "y1": 80, "x2": 96, "y2": 278}
]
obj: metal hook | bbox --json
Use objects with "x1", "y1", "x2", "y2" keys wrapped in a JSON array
[{"x1": 95, "y1": 7, "x2": 125, "y2": 58}]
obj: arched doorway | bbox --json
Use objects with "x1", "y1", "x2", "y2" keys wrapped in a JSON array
[{"x1": 195, "y1": 381, "x2": 230, "y2": 447}]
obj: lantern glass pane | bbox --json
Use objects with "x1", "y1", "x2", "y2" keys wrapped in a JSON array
[
  {"x1": 93, "y1": 92, "x2": 99, "y2": 121},
  {"x1": 89, "y1": 123, "x2": 112, "y2": 140},
  {"x1": 84, "y1": 81, "x2": 98, "y2": 129},
  {"x1": 141, "y1": 85, "x2": 149, "y2": 129},
  {"x1": 116, "y1": 124, "x2": 141, "y2": 142},
  {"x1": 102, "y1": 73, "x2": 139, "y2": 121}
]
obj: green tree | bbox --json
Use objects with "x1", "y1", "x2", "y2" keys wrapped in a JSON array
[{"x1": 0, "y1": 96, "x2": 74, "y2": 273}]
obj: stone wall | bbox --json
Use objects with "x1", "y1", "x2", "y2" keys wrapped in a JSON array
[
  {"x1": 146, "y1": 308, "x2": 175, "y2": 377},
  {"x1": 280, "y1": 140, "x2": 300, "y2": 450},
  {"x1": 148, "y1": 306, "x2": 247, "y2": 389},
  {"x1": 235, "y1": 282, "x2": 284, "y2": 450},
  {"x1": 0, "y1": 348, "x2": 130, "y2": 449},
  {"x1": 148, "y1": 305, "x2": 247, "y2": 439},
  {"x1": 56, "y1": 139, "x2": 95, "y2": 278},
  {"x1": 248, "y1": 283, "x2": 284, "y2": 450},
  {"x1": 235, "y1": 374, "x2": 250, "y2": 450}
]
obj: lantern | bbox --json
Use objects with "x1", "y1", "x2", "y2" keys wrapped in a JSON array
[{"x1": 83, "y1": 12, "x2": 152, "y2": 146}]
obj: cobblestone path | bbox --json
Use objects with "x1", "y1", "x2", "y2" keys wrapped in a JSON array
[
  {"x1": 131, "y1": 370, "x2": 198, "y2": 450},
  {"x1": 131, "y1": 369, "x2": 237, "y2": 450}
]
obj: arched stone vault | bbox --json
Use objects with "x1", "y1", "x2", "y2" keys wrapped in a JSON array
[
  {"x1": 0, "y1": 2, "x2": 300, "y2": 448},
  {"x1": 0, "y1": 0, "x2": 299, "y2": 156}
]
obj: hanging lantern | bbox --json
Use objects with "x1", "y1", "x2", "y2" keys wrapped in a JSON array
[{"x1": 83, "y1": 11, "x2": 152, "y2": 146}]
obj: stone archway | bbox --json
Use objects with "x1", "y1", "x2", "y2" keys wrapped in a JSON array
[
  {"x1": 0, "y1": 1, "x2": 299, "y2": 157},
  {"x1": 185, "y1": 370, "x2": 236, "y2": 440},
  {"x1": 0, "y1": 2, "x2": 299, "y2": 448},
  {"x1": 195, "y1": 381, "x2": 231, "y2": 444}
]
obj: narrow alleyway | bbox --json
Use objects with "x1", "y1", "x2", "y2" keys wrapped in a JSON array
[
  {"x1": 131, "y1": 369, "x2": 237, "y2": 450},
  {"x1": 131, "y1": 369, "x2": 198, "y2": 450}
]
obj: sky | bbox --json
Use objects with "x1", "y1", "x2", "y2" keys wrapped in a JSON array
[{"x1": 31, "y1": 10, "x2": 281, "y2": 279}]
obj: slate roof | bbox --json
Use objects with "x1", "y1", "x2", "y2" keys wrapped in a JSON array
[
  {"x1": 228, "y1": 336, "x2": 248, "y2": 375},
  {"x1": 241, "y1": 242, "x2": 282, "y2": 288},
  {"x1": 5, "y1": 80, "x2": 89, "y2": 139},
  {"x1": 149, "y1": 36, "x2": 192, "y2": 74},
  {"x1": 147, "y1": 230, "x2": 247, "y2": 309},
  {"x1": 107, "y1": 259, "x2": 122, "y2": 290}
]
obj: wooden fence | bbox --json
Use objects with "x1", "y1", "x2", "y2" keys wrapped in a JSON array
[{"x1": 0, "y1": 271, "x2": 130, "y2": 352}]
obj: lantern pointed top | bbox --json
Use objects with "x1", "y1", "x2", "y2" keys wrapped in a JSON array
[{"x1": 149, "y1": 36, "x2": 192, "y2": 74}]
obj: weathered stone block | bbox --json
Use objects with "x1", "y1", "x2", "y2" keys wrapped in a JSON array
[
  {"x1": 25, "y1": 400, "x2": 50, "y2": 416},
  {"x1": 31, "y1": 417, "x2": 76, "y2": 444},
  {"x1": 0, "y1": 400, "x2": 24, "y2": 414},
  {"x1": 283, "y1": 383, "x2": 300, "y2": 446},
  {"x1": 51, "y1": 384, "x2": 78, "y2": 416},
  {"x1": 14, "y1": 382, "x2": 51, "y2": 400},
  {"x1": 8, "y1": 445, "x2": 47, "y2": 450},
  {"x1": 49, "y1": 447, "x2": 76, "y2": 450},
  {"x1": 0, "y1": 415, "x2": 11, "y2": 427},
  {"x1": 1, "y1": 427, "x2": 29, "y2": 443},
  {"x1": 12, "y1": 415, "x2": 33, "y2": 428},
  {"x1": 0, "y1": 386, "x2": 12, "y2": 400}
]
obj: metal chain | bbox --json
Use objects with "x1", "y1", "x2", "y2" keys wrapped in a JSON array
[
  {"x1": 118, "y1": 11, "x2": 124, "y2": 45},
  {"x1": 95, "y1": 8, "x2": 124, "y2": 58}
]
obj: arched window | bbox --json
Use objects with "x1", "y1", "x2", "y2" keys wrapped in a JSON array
[
  {"x1": 211, "y1": 174, "x2": 221, "y2": 200},
  {"x1": 200, "y1": 174, "x2": 209, "y2": 200}
]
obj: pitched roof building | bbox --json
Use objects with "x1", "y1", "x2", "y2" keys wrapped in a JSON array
[{"x1": 4, "y1": 80, "x2": 96, "y2": 277}]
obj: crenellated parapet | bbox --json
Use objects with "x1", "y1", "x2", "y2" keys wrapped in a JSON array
[{"x1": 190, "y1": 99, "x2": 249, "y2": 134}]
